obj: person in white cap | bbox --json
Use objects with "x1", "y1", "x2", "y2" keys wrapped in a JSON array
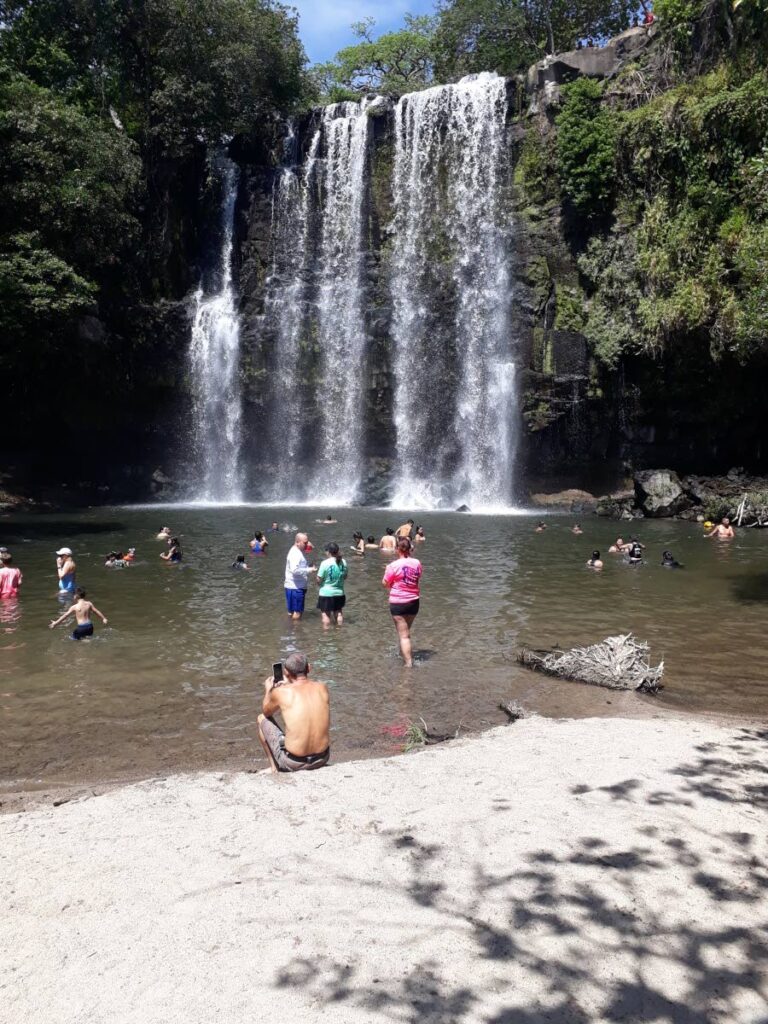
[{"x1": 55, "y1": 547, "x2": 77, "y2": 596}]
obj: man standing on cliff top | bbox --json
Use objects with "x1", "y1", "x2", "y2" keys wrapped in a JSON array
[
  {"x1": 284, "y1": 532, "x2": 315, "y2": 620},
  {"x1": 257, "y1": 652, "x2": 330, "y2": 773}
]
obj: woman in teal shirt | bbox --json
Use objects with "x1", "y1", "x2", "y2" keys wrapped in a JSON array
[{"x1": 316, "y1": 542, "x2": 348, "y2": 628}]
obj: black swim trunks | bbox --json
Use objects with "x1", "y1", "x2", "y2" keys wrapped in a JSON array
[
  {"x1": 317, "y1": 594, "x2": 346, "y2": 614},
  {"x1": 389, "y1": 599, "x2": 420, "y2": 617},
  {"x1": 72, "y1": 623, "x2": 94, "y2": 641}
]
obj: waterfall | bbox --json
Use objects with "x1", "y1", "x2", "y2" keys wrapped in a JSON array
[
  {"x1": 189, "y1": 158, "x2": 243, "y2": 503},
  {"x1": 264, "y1": 130, "x2": 321, "y2": 500},
  {"x1": 263, "y1": 101, "x2": 373, "y2": 504},
  {"x1": 390, "y1": 74, "x2": 516, "y2": 510}
]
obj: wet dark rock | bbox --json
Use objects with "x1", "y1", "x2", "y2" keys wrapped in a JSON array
[
  {"x1": 531, "y1": 489, "x2": 598, "y2": 512},
  {"x1": 455, "y1": 504, "x2": 471, "y2": 513}
]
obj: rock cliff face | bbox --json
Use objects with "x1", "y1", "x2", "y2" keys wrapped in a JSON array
[{"x1": 224, "y1": 30, "x2": 767, "y2": 503}]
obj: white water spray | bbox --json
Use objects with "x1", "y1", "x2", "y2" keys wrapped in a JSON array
[
  {"x1": 390, "y1": 74, "x2": 517, "y2": 510},
  {"x1": 189, "y1": 159, "x2": 243, "y2": 503}
]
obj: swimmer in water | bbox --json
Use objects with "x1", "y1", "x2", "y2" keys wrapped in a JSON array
[
  {"x1": 661, "y1": 550, "x2": 683, "y2": 568},
  {"x1": 706, "y1": 516, "x2": 735, "y2": 539},
  {"x1": 626, "y1": 538, "x2": 645, "y2": 564},
  {"x1": 50, "y1": 587, "x2": 108, "y2": 640},
  {"x1": 269, "y1": 522, "x2": 280, "y2": 533},
  {"x1": 156, "y1": 526, "x2": 171, "y2": 541},
  {"x1": 379, "y1": 528, "x2": 397, "y2": 552},
  {"x1": 365, "y1": 535, "x2": 379, "y2": 550},
  {"x1": 351, "y1": 532, "x2": 365, "y2": 555},
  {"x1": 535, "y1": 522, "x2": 546, "y2": 533},
  {"x1": 232, "y1": 555, "x2": 249, "y2": 570},
  {"x1": 414, "y1": 525, "x2": 426, "y2": 543},
  {"x1": 123, "y1": 548, "x2": 136, "y2": 563},
  {"x1": 587, "y1": 550, "x2": 603, "y2": 570},
  {"x1": 572, "y1": 524, "x2": 583, "y2": 535},
  {"x1": 160, "y1": 537, "x2": 182, "y2": 563},
  {"x1": 105, "y1": 551, "x2": 130, "y2": 568},
  {"x1": 315, "y1": 514, "x2": 338, "y2": 524},
  {"x1": 250, "y1": 531, "x2": 268, "y2": 553},
  {"x1": 608, "y1": 537, "x2": 626, "y2": 554}
]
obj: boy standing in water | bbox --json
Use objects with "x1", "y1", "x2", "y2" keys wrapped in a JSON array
[{"x1": 50, "y1": 587, "x2": 108, "y2": 640}]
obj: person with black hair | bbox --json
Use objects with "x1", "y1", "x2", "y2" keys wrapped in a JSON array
[
  {"x1": 587, "y1": 550, "x2": 604, "y2": 570},
  {"x1": 626, "y1": 538, "x2": 645, "y2": 564},
  {"x1": 160, "y1": 537, "x2": 182, "y2": 563},
  {"x1": 379, "y1": 527, "x2": 397, "y2": 552},
  {"x1": 661, "y1": 550, "x2": 683, "y2": 568},
  {"x1": 49, "y1": 587, "x2": 108, "y2": 640},
  {"x1": 351, "y1": 532, "x2": 365, "y2": 555},
  {"x1": 316, "y1": 542, "x2": 348, "y2": 627}
]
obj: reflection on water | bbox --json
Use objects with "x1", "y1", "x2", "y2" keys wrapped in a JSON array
[{"x1": 0, "y1": 507, "x2": 766, "y2": 791}]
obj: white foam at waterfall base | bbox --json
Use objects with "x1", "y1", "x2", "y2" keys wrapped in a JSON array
[
  {"x1": 188, "y1": 159, "x2": 243, "y2": 504},
  {"x1": 390, "y1": 73, "x2": 519, "y2": 512}
]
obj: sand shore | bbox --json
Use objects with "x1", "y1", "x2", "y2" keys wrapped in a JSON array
[{"x1": 2, "y1": 715, "x2": 766, "y2": 1023}]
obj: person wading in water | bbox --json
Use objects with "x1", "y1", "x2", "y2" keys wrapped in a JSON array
[{"x1": 382, "y1": 537, "x2": 423, "y2": 668}]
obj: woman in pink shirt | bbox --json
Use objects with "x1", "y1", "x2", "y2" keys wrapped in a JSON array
[
  {"x1": 382, "y1": 537, "x2": 422, "y2": 667},
  {"x1": 0, "y1": 554, "x2": 22, "y2": 598}
]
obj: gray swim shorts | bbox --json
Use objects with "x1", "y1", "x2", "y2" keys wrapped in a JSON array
[{"x1": 259, "y1": 716, "x2": 330, "y2": 773}]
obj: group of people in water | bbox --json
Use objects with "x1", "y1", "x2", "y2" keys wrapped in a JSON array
[
  {"x1": 280, "y1": 518, "x2": 424, "y2": 667},
  {"x1": 0, "y1": 508, "x2": 753, "y2": 775},
  {"x1": 534, "y1": 514, "x2": 737, "y2": 572}
]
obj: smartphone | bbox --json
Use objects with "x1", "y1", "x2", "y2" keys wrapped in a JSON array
[{"x1": 272, "y1": 662, "x2": 284, "y2": 685}]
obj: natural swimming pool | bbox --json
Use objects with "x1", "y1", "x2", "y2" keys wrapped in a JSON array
[{"x1": 1, "y1": 505, "x2": 767, "y2": 800}]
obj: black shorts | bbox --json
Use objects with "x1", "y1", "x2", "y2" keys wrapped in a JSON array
[
  {"x1": 317, "y1": 594, "x2": 346, "y2": 614},
  {"x1": 390, "y1": 599, "x2": 419, "y2": 617}
]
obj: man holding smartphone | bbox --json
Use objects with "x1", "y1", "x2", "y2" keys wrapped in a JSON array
[{"x1": 257, "y1": 652, "x2": 330, "y2": 773}]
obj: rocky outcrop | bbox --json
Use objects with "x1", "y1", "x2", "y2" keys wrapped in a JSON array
[
  {"x1": 633, "y1": 469, "x2": 692, "y2": 518},
  {"x1": 530, "y1": 488, "x2": 598, "y2": 512},
  {"x1": 526, "y1": 27, "x2": 656, "y2": 111}
]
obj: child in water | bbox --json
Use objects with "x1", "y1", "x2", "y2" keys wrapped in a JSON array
[
  {"x1": 232, "y1": 555, "x2": 249, "y2": 570},
  {"x1": 587, "y1": 550, "x2": 604, "y2": 570},
  {"x1": 50, "y1": 587, "x2": 108, "y2": 640}
]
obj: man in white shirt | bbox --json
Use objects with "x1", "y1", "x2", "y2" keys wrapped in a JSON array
[{"x1": 284, "y1": 532, "x2": 315, "y2": 620}]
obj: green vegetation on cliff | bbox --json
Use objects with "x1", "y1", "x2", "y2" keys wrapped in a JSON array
[
  {"x1": 541, "y1": 3, "x2": 768, "y2": 366},
  {"x1": 0, "y1": 0, "x2": 309, "y2": 452}
]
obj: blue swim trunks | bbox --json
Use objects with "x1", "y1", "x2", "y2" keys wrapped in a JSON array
[{"x1": 285, "y1": 588, "x2": 306, "y2": 614}]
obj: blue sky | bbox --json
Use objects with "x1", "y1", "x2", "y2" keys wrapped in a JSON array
[{"x1": 290, "y1": 0, "x2": 436, "y2": 64}]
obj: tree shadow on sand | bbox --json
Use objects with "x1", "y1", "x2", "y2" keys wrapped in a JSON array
[{"x1": 272, "y1": 728, "x2": 768, "y2": 1023}]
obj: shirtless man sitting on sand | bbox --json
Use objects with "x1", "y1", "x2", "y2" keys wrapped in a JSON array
[
  {"x1": 257, "y1": 652, "x2": 330, "y2": 773},
  {"x1": 707, "y1": 516, "x2": 735, "y2": 539}
]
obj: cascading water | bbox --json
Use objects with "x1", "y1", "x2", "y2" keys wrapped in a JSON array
[
  {"x1": 264, "y1": 130, "x2": 321, "y2": 499},
  {"x1": 189, "y1": 158, "x2": 243, "y2": 503},
  {"x1": 310, "y1": 101, "x2": 373, "y2": 503},
  {"x1": 263, "y1": 101, "x2": 373, "y2": 504},
  {"x1": 390, "y1": 74, "x2": 516, "y2": 510}
]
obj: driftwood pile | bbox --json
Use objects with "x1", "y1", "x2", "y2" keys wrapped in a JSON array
[{"x1": 517, "y1": 634, "x2": 664, "y2": 694}]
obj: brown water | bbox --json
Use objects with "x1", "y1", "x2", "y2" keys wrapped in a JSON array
[{"x1": 1, "y1": 506, "x2": 767, "y2": 799}]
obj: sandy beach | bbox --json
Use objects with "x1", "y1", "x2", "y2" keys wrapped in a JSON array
[{"x1": 2, "y1": 715, "x2": 766, "y2": 1024}]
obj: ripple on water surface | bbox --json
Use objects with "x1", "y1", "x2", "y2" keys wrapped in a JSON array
[{"x1": 0, "y1": 506, "x2": 766, "y2": 792}]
